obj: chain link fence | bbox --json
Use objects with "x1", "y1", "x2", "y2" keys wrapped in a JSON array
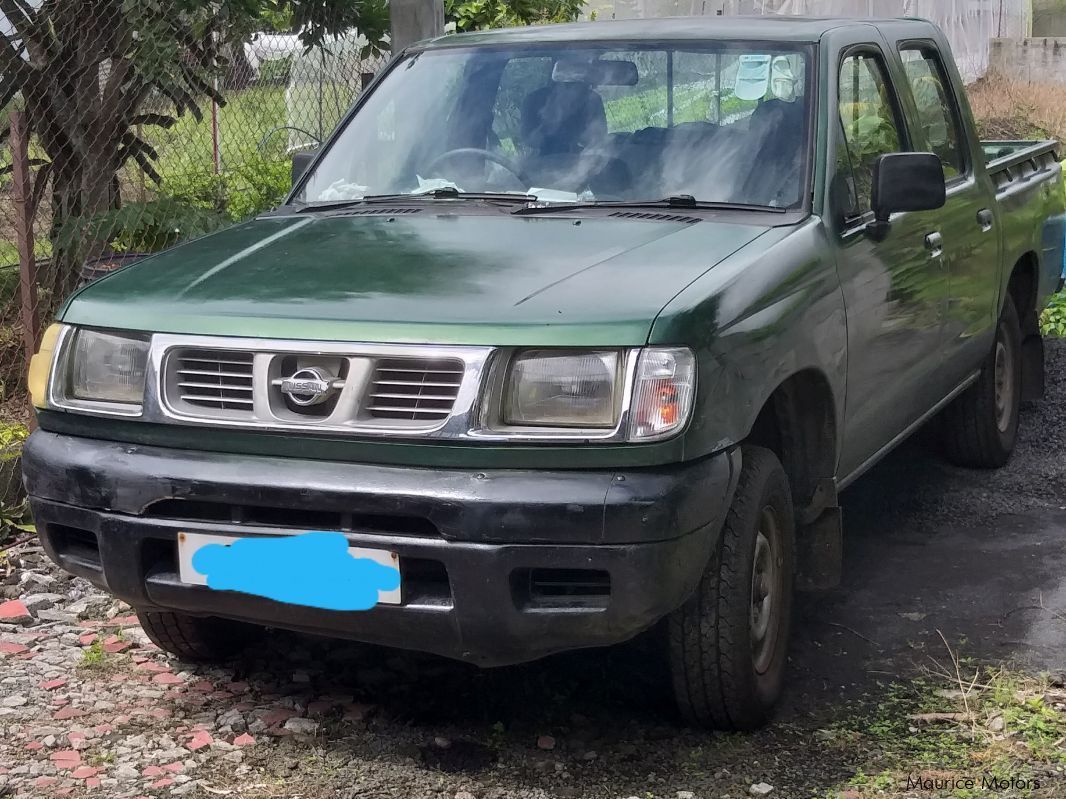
[{"x1": 0, "y1": 5, "x2": 387, "y2": 426}]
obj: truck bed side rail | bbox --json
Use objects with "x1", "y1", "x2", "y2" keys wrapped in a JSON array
[{"x1": 982, "y1": 140, "x2": 1060, "y2": 196}]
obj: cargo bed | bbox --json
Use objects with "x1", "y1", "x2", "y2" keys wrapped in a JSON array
[{"x1": 982, "y1": 139, "x2": 1060, "y2": 182}]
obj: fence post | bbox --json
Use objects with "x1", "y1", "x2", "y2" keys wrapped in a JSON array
[
  {"x1": 9, "y1": 111, "x2": 40, "y2": 411},
  {"x1": 389, "y1": 0, "x2": 444, "y2": 52}
]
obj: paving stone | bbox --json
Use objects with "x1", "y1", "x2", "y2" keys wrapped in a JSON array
[
  {"x1": 0, "y1": 601, "x2": 31, "y2": 625},
  {"x1": 21, "y1": 594, "x2": 65, "y2": 616}
]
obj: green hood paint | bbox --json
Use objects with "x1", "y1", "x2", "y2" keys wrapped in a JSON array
[{"x1": 62, "y1": 213, "x2": 769, "y2": 346}]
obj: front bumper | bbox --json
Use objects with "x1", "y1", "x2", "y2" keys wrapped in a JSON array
[{"x1": 23, "y1": 430, "x2": 738, "y2": 665}]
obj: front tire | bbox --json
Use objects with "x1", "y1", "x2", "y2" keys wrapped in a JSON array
[
  {"x1": 667, "y1": 445, "x2": 795, "y2": 730},
  {"x1": 941, "y1": 296, "x2": 1022, "y2": 468},
  {"x1": 137, "y1": 610, "x2": 260, "y2": 662}
]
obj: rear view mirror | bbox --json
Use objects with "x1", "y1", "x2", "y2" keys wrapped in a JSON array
[
  {"x1": 552, "y1": 58, "x2": 639, "y2": 86},
  {"x1": 291, "y1": 149, "x2": 318, "y2": 189},
  {"x1": 871, "y1": 152, "x2": 946, "y2": 224}
]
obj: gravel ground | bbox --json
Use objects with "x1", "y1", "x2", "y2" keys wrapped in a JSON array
[{"x1": 2, "y1": 342, "x2": 1065, "y2": 799}]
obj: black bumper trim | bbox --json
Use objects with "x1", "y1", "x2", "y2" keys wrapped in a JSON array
[
  {"x1": 24, "y1": 431, "x2": 739, "y2": 665},
  {"x1": 24, "y1": 431, "x2": 735, "y2": 546}
]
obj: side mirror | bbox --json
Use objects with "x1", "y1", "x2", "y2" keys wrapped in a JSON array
[
  {"x1": 871, "y1": 152, "x2": 946, "y2": 225},
  {"x1": 291, "y1": 150, "x2": 318, "y2": 189}
]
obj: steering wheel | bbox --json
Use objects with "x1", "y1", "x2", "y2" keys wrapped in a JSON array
[{"x1": 424, "y1": 148, "x2": 529, "y2": 186}]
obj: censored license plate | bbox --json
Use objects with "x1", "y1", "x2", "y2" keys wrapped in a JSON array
[{"x1": 176, "y1": 531, "x2": 402, "y2": 605}]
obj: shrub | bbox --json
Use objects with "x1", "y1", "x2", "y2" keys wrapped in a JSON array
[
  {"x1": 64, "y1": 155, "x2": 291, "y2": 257},
  {"x1": 1042, "y1": 290, "x2": 1066, "y2": 337},
  {"x1": 0, "y1": 421, "x2": 31, "y2": 544},
  {"x1": 162, "y1": 157, "x2": 290, "y2": 224},
  {"x1": 225, "y1": 159, "x2": 291, "y2": 221},
  {"x1": 56, "y1": 197, "x2": 229, "y2": 254},
  {"x1": 968, "y1": 74, "x2": 1066, "y2": 144}
]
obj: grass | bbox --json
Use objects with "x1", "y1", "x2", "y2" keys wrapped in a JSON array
[
  {"x1": 0, "y1": 239, "x2": 52, "y2": 268},
  {"x1": 86, "y1": 750, "x2": 115, "y2": 767},
  {"x1": 113, "y1": 83, "x2": 349, "y2": 225},
  {"x1": 137, "y1": 82, "x2": 354, "y2": 197},
  {"x1": 147, "y1": 86, "x2": 293, "y2": 184},
  {"x1": 78, "y1": 639, "x2": 108, "y2": 671},
  {"x1": 821, "y1": 648, "x2": 1066, "y2": 798},
  {"x1": 969, "y1": 73, "x2": 1066, "y2": 145}
]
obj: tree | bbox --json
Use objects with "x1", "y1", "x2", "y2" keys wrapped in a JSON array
[
  {"x1": 0, "y1": 0, "x2": 387, "y2": 304},
  {"x1": 0, "y1": 0, "x2": 582, "y2": 309},
  {"x1": 445, "y1": 0, "x2": 585, "y2": 33}
]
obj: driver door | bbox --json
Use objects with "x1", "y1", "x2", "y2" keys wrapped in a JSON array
[{"x1": 830, "y1": 44, "x2": 948, "y2": 479}]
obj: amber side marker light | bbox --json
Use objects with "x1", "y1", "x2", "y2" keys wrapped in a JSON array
[{"x1": 28, "y1": 324, "x2": 63, "y2": 409}]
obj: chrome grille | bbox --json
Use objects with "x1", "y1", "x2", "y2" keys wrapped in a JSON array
[
  {"x1": 173, "y1": 349, "x2": 254, "y2": 412},
  {"x1": 366, "y1": 358, "x2": 464, "y2": 421},
  {"x1": 155, "y1": 337, "x2": 486, "y2": 434}
]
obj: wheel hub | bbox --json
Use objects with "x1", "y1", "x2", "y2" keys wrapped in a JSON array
[
  {"x1": 750, "y1": 507, "x2": 781, "y2": 675},
  {"x1": 993, "y1": 338, "x2": 1014, "y2": 433}
]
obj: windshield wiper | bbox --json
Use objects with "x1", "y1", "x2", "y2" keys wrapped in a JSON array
[
  {"x1": 511, "y1": 195, "x2": 788, "y2": 216},
  {"x1": 295, "y1": 187, "x2": 537, "y2": 213}
]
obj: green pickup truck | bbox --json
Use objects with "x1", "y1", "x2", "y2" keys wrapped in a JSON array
[{"x1": 23, "y1": 16, "x2": 1066, "y2": 729}]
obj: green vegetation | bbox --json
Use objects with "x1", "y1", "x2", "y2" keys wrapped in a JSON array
[
  {"x1": 0, "y1": 0, "x2": 390, "y2": 308},
  {"x1": 823, "y1": 663, "x2": 1066, "y2": 798},
  {"x1": 85, "y1": 86, "x2": 301, "y2": 254},
  {"x1": 78, "y1": 639, "x2": 108, "y2": 671},
  {"x1": 0, "y1": 421, "x2": 31, "y2": 545},
  {"x1": 1043, "y1": 290, "x2": 1066, "y2": 337},
  {"x1": 603, "y1": 84, "x2": 758, "y2": 134},
  {"x1": 0, "y1": 239, "x2": 52, "y2": 268},
  {"x1": 446, "y1": 0, "x2": 584, "y2": 33},
  {"x1": 148, "y1": 86, "x2": 292, "y2": 184}
]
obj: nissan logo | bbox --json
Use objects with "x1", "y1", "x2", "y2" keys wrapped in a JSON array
[{"x1": 273, "y1": 367, "x2": 343, "y2": 407}]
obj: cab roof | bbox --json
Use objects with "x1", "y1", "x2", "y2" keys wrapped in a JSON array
[{"x1": 416, "y1": 15, "x2": 939, "y2": 49}]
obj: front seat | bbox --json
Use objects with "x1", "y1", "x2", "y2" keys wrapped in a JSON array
[
  {"x1": 742, "y1": 98, "x2": 806, "y2": 205},
  {"x1": 519, "y1": 81, "x2": 630, "y2": 196},
  {"x1": 520, "y1": 80, "x2": 608, "y2": 155}
]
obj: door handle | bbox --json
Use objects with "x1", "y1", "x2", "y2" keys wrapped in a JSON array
[
  {"x1": 977, "y1": 208, "x2": 994, "y2": 232},
  {"x1": 924, "y1": 231, "x2": 944, "y2": 259}
]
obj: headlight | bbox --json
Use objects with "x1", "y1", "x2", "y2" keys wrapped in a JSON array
[
  {"x1": 65, "y1": 328, "x2": 150, "y2": 406},
  {"x1": 504, "y1": 350, "x2": 621, "y2": 428},
  {"x1": 628, "y1": 347, "x2": 696, "y2": 441}
]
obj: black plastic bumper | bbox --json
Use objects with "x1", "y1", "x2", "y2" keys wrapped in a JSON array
[{"x1": 23, "y1": 431, "x2": 739, "y2": 666}]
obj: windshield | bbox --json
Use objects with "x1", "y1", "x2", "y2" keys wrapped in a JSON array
[{"x1": 296, "y1": 42, "x2": 813, "y2": 208}]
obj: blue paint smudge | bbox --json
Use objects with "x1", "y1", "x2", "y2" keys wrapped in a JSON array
[{"x1": 191, "y1": 532, "x2": 400, "y2": 611}]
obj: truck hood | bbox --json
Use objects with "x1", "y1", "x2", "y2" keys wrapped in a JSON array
[{"x1": 63, "y1": 212, "x2": 770, "y2": 346}]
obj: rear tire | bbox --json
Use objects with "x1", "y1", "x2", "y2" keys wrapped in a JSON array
[
  {"x1": 941, "y1": 296, "x2": 1022, "y2": 468},
  {"x1": 137, "y1": 610, "x2": 260, "y2": 662},
  {"x1": 667, "y1": 445, "x2": 795, "y2": 730}
]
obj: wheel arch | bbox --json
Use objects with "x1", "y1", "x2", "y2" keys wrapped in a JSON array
[
  {"x1": 744, "y1": 368, "x2": 838, "y2": 512},
  {"x1": 743, "y1": 368, "x2": 843, "y2": 590},
  {"x1": 1005, "y1": 252, "x2": 1045, "y2": 402},
  {"x1": 1006, "y1": 252, "x2": 1039, "y2": 325}
]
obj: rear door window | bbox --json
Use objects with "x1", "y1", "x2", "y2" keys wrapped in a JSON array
[{"x1": 899, "y1": 45, "x2": 966, "y2": 179}]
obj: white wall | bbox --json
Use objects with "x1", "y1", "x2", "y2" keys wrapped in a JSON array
[{"x1": 585, "y1": 0, "x2": 1033, "y2": 82}]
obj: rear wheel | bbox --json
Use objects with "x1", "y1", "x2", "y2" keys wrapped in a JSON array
[
  {"x1": 941, "y1": 296, "x2": 1022, "y2": 468},
  {"x1": 137, "y1": 610, "x2": 260, "y2": 662},
  {"x1": 667, "y1": 445, "x2": 795, "y2": 730}
]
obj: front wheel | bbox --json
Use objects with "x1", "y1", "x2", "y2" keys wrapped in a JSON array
[
  {"x1": 137, "y1": 610, "x2": 261, "y2": 663},
  {"x1": 667, "y1": 445, "x2": 795, "y2": 730},
  {"x1": 941, "y1": 296, "x2": 1022, "y2": 468}
]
